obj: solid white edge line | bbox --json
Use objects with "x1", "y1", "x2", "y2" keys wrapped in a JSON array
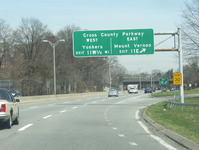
[
  {"x1": 150, "y1": 134, "x2": 178, "y2": 150},
  {"x1": 43, "y1": 115, "x2": 52, "y2": 119},
  {"x1": 137, "y1": 120, "x2": 177, "y2": 150},
  {"x1": 137, "y1": 121, "x2": 151, "y2": 134},
  {"x1": 135, "y1": 110, "x2": 139, "y2": 120},
  {"x1": 18, "y1": 124, "x2": 33, "y2": 131}
]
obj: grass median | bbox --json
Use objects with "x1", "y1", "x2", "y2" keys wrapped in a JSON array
[{"x1": 146, "y1": 88, "x2": 199, "y2": 143}]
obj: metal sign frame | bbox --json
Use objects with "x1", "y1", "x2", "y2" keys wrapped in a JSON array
[{"x1": 155, "y1": 29, "x2": 184, "y2": 103}]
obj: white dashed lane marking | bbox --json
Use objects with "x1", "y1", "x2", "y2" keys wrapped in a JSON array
[
  {"x1": 30, "y1": 106, "x2": 39, "y2": 109},
  {"x1": 18, "y1": 124, "x2": 33, "y2": 131},
  {"x1": 129, "y1": 142, "x2": 138, "y2": 146},
  {"x1": 118, "y1": 134, "x2": 125, "y2": 137},
  {"x1": 60, "y1": 110, "x2": 67, "y2": 113},
  {"x1": 43, "y1": 115, "x2": 52, "y2": 119},
  {"x1": 72, "y1": 106, "x2": 78, "y2": 109}
]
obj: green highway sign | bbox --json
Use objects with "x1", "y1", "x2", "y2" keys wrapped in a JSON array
[
  {"x1": 73, "y1": 29, "x2": 154, "y2": 57},
  {"x1": 159, "y1": 78, "x2": 168, "y2": 85}
]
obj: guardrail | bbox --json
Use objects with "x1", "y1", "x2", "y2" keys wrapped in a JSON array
[{"x1": 167, "y1": 100, "x2": 199, "y2": 112}]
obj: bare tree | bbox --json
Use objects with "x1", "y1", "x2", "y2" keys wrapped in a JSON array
[
  {"x1": 183, "y1": 56, "x2": 199, "y2": 85},
  {"x1": 182, "y1": 0, "x2": 199, "y2": 56},
  {"x1": 181, "y1": 0, "x2": 199, "y2": 87},
  {"x1": 111, "y1": 64, "x2": 127, "y2": 89},
  {"x1": 12, "y1": 17, "x2": 52, "y2": 95},
  {"x1": 56, "y1": 25, "x2": 80, "y2": 93},
  {"x1": 56, "y1": 25, "x2": 112, "y2": 93},
  {"x1": 0, "y1": 18, "x2": 128, "y2": 95},
  {"x1": 0, "y1": 19, "x2": 12, "y2": 68}
]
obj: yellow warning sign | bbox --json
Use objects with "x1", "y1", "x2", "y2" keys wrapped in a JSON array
[{"x1": 173, "y1": 73, "x2": 182, "y2": 85}]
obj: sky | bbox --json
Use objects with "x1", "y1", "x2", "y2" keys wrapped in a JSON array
[{"x1": 1, "y1": 0, "x2": 188, "y2": 73}]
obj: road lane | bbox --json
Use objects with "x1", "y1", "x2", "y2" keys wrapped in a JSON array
[
  {"x1": 0, "y1": 93, "x2": 187, "y2": 150},
  {"x1": 104, "y1": 95, "x2": 182, "y2": 150}
]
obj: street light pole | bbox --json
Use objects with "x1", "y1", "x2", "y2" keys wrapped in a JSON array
[{"x1": 43, "y1": 39, "x2": 65, "y2": 95}]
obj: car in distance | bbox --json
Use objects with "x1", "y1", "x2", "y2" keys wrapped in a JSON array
[
  {"x1": 127, "y1": 84, "x2": 138, "y2": 94},
  {"x1": 161, "y1": 87, "x2": 167, "y2": 92},
  {"x1": 108, "y1": 89, "x2": 119, "y2": 97},
  {"x1": 0, "y1": 88, "x2": 20, "y2": 128},
  {"x1": 9, "y1": 90, "x2": 20, "y2": 97},
  {"x1": 144, "y1": 87, "x2": 153, "y2": 93},
  {"x1": 170, "y1": 87, "x2": 175, "y2": 91}
]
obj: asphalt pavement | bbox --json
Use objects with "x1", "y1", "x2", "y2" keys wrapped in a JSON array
[{"x1": 0, "y1": 92, "x2": 194, "y2": 150}]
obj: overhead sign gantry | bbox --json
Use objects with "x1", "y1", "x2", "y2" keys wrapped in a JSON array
[
  {"x1": 73, "y1": 29, "x2": 154, "y2": 57},
  {"x1": 73, "y1": 28, "x2": 184, "y2": 104}
]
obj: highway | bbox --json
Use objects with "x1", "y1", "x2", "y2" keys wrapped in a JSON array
[{"x1": 0, "y1": 93, "x2": 187, "y2": 150}]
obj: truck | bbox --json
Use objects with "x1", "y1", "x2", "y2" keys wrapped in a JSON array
[{"x1": 127, "y1": 84, "x2": 138, "y2": 94}]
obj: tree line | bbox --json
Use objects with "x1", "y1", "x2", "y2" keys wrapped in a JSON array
[
  {"x1": 181, "y1": 0, "x2": 199, "y2": 88},
  {"x1": 0, "y1": 18, "x2": 127, "y2": 95},
  {"x1": 1, "y1": 0, "x2": 198, "y2": 96}
]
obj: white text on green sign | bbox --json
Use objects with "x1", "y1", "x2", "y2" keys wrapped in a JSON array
[
  {"x1": 159, "y1": 78, "x2": 168, "y2": 85},
  {"x1": 73, "y1": 29, "x2": 154, "y2": 57}
]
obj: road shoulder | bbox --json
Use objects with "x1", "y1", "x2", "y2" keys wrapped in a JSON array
[{"x1": 140, "y1": 107, "x2": 199, "y2": 150}]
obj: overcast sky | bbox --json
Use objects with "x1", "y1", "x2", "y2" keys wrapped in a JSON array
[{"x1": 1, "y1": 0, "x2": 188, "y2": 73}]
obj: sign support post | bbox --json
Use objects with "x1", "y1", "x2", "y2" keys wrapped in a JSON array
[{"x1": 178, "y1": 28, "x2": 184, "y2": 103}]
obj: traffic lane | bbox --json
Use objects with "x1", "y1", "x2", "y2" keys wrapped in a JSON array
[
  {"x1": 105, "y1": 95, "x2": 187, "y2": 150},
  {"x1": 18, "y1": 95, "x2": 106, "y2": 121},
  {"x1": 0, "y1": 96, "x2": 106, "y2": 141},
  {"x1": 104, "y1": 95, "x2": 168, "y2": 150},
  {"x1": 2, "y1": 95, "x2": 154, "y2": 149},
  {"x1": 0, "y1": 94, "x2": 121, "y2": 133},
  {"x1": 18, "y1": 95, "x2": 106, "y2": 110},
  {"x1": 0, "y1": 95, "x2": 137, "y2": 150},
  {"x1": 0, "y1": 94, "x2": 144, "y2": 138},
  {"x1": 17, "y1": 93, "x2": 129, "y2": 123}
]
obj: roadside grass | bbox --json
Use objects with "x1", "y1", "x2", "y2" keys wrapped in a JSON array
[
  {"x1": 185, "y1": 97, "x2": 199, "y2": 104},
  {"x1": 151, "y1": 91, "x2": 179, "y2": 97},
  {"x1": 146, "y1": 88, "x2": 199, "y2": 143},
  {"x1": 185, "y1": 88, "x2": 199, "y2": 95},
  {"x1": 146, "y1": 100, "x2": 199, "y2": 143},
  {"x1": 152, "y1": 88, "x2": 199, "y2": 97}
]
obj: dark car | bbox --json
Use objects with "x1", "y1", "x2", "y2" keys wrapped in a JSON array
[
  {"x1": 144, "y1": 87, "x2": 153, "y2": 93},
  {"x1": 9, "y1": 90, "x2": 20, "y2": 97}
]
